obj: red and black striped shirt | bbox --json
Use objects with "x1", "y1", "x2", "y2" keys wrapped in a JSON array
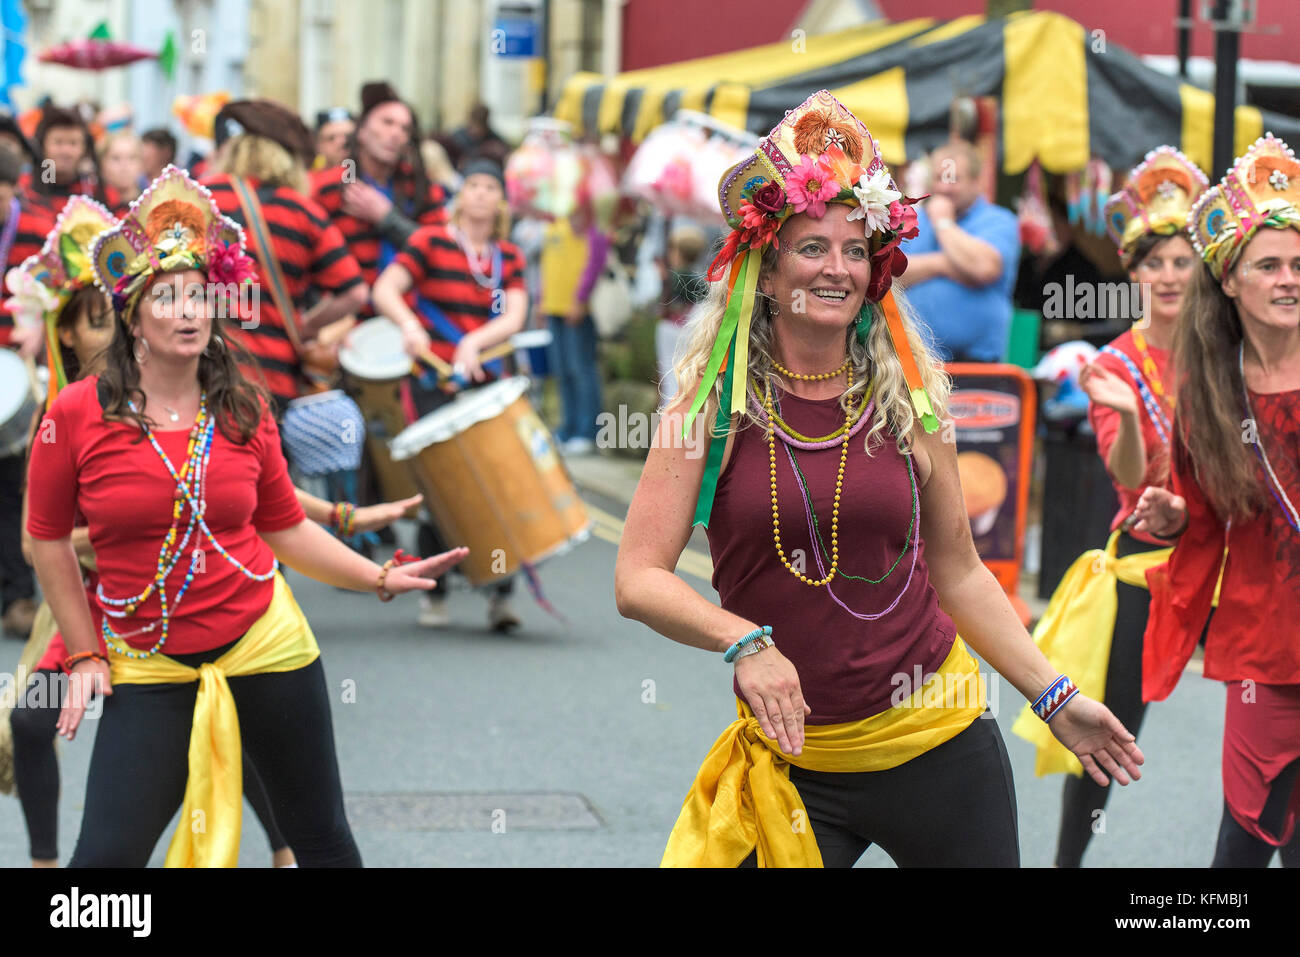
[
  {"x1": 202, "y1": 173, "x2": 365, "y2": 407},
  {"x1": 20, "y1": 173, "x2": 102, "y2": 219},
  {"x1": 393, "y1": 225, "x2": 525, "y2": 363},
  {"x1": 309, "y1": 162, "x2": 448, "y2": 314},
  {"x1": 0, "y1": 199, "x2": 58, "y2": 348}
]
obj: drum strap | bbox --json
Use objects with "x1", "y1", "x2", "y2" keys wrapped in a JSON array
[{"x1": 230, "y1": 177, "x2": 304, "y2": 355}]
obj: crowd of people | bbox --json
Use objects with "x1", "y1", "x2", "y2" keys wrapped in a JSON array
[{"x1": 0, "y1": 76, "x2": 1295, "y2": 870}]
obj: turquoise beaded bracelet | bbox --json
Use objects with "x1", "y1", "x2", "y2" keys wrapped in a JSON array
[{"x1": 724, "y1": 626, "x2": 773, "y2": 663}]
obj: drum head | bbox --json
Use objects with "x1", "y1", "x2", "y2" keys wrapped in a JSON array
[
  {"x1": 0, "y1": 350, "x2": 33, "y2": 422},
  {"x1": 390, "y1": 377, "x2": 531, "y2": 460},
  {"x1": 338, "y1": 317, "x2": 410, "y2": 381}
]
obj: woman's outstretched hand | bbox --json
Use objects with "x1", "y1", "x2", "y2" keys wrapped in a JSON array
[
  {"x1": 1132, "y1": 485, "x2": 1187, "y2": 538},
  {"x1": 1047, "y1": 694, "x2": 1145, "y2": 787},
  {"x1": 381, "y1": 547, "x2": 470, "y2": 596},
  {"x1": 353, "y1": 494, "x2": 424, "y2": 534}
]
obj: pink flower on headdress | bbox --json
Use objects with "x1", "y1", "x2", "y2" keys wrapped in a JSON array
[
  {"x1": 207, "y1": 241, "x2": 256, "y2": 287},
  {"x1": 889, "y1": 198, "x2": 920, "y2": 240},
  {"x1": 785, "y1": 155, "x2": 840, "y2": 218}
]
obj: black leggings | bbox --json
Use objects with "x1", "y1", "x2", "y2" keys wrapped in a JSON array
[
  {"x1": 409, "y1": 376, "x2": 512, "y2": 597},
  {"x1": 66, "y1": 641, "x2": 360, "y2": 867},
  {"x1": 740, "y1": 713, "x2": 1020, "y2": 867},
  {"x1": 1211, "y1": 757, "x2": 1300, "y2": 867},
  {"x1": 1055, "y1": 531, "x2": 1153, "y2": 867},
  {"x1": 9, "y1": 668, "x2": 288, "y2": 862}
]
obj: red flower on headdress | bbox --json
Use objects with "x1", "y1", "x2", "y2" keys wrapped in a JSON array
[
  {"x1": 889, "y1": 199, "x2": 920, "y2": 240},
  {"x1": 865, "y1": 241, "x2": 908, "y2": 303},
  {"x1": 738, "y1": 202, "x2": 781, "y2": 249},
  {"x1": 751, "y1": 182, "x2": 787, "y2": 215}
]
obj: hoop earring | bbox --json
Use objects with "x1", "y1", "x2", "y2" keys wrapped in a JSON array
[
  {"x1": 768, "y1": 298, "x2": 781, "y2": 318},
  {"x1": 203, "y1": 335, "x2": 225, "y2": 358},
  {"x1": 133, "y1": 336, "x2": 150, "y2": 364}
]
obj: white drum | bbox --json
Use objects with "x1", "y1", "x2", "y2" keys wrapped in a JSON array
[{"x1": 0, "y1": 351, "x2": 39, "y2": 458}]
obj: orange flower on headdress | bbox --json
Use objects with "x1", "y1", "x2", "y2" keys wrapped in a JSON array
[
  {"x1": 146, "y1": 200, "x2": 206, "y2": 254},
  {"x1": 792, "y1": 110, "x2": 864, "y2": 164}
]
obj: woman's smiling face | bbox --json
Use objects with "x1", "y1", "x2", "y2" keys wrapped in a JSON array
[{"x1": 760, "y1": 204, "x2": 871, "y2": 329}]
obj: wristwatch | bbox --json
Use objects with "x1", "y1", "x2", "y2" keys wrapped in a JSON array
[{"x1": 933, "y1": 217, "x2": 957, "y2": 231}]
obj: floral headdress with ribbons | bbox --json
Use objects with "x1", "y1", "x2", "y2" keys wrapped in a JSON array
[
  {"x1": 4, "y1": 195, "x2": 119, "y2": 409},
  {"x1": 90, "y1": 164, "x2": 258, "y2": 324},
  {"x1": 1189, "y1": 134, "x2": 1300, "y2": 281},
  {"x1": 684, "y1": 89, "x2": 937, "y2": 528},
  {"x1": 1103, "y1": 146, "x2": 1208, "y2": 266}
]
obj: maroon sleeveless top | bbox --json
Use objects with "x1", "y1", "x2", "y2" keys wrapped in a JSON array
[{"x1": 707, "y1": 386, "x2": 957, "y2": 724}]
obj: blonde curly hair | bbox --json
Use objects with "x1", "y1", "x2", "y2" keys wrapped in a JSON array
[{"x1": 669, "y1": 242, "x2": 950, "y2": 456}]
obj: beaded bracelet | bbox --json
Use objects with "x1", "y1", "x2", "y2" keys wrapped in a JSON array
[
  {"x1": 375, "y1": 548, "x2": 420, "y2": 601},
  {"x1": 1031, "y1": 674, "x2": 1080, "y2": 723},
  {"x1": 723, "y1": 626, "x2": 773, "y2": 663},
  {"x1": 733, "y1": 634, "x2": 775, "y2": 661},
  {"x1": 63, "y1": 650, "x2": 107, "y2": 671}
]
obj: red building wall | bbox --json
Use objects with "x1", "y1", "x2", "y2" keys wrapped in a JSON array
[{"x1": 620, "y1": 0, "x2": 1299, "y2": 71}]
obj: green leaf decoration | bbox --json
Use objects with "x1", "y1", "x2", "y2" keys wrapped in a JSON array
[
  {"x1": 59, "y1": 233, "x2": 85, "y2": 279},
  {"x1": 89, "y1": 21, "x2": 112, "y2": 41},
  {"x1": 158, "y1": 31, "x2": 177, "y2": 82}
]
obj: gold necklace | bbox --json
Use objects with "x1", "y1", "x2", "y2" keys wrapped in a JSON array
[
  {"x1": 757, "y1": 377, "x2": 873, "y2": 445},
  {"x1": 766, "y1": 369, "x2": 853, "y2": 586},
  {"x1": 772, "y1": 355, "x2": 850, "y2": 381}
]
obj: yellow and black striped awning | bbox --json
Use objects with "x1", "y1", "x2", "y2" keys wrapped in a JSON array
[{"x1": 555, "y1": 10, "x2": 1300, "y2": 176}]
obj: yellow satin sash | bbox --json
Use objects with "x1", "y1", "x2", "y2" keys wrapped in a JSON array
[
  {"x1": 661, "y1": 637, "x2": 987, "y2": 868},
  {"x1": 1011, "y1": 530, "x2": 1174, "y2": 777},
  {"x1": 106, "y1": 573, "x2": 319, "y2": 867}
]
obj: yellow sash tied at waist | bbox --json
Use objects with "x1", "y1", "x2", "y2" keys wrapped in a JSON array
[
  {"x1": 1012, "y1": 530, "x2": 1174, "y2": 778},
  {"x1": 106, "y1": 573, "x2": 320, "y2": 867},
  {"x1": 661, "y1": 637, "x2": 987, "y2": 868}
]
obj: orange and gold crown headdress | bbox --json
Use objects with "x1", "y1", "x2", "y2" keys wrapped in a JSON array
[
  {"x1": 1189, "y1": 134, "x2": 1300, "y2": 280},
  {"x1": 1103, "y1": 146, "x2": 1208, "y2": 264},
  {"x1": 684, "y1": 90, "x2": 936, "y2": 527}
]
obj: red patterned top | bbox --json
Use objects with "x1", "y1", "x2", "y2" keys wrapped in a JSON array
[{"x1": 1143, "y1": 389, "x2": 1300, "y2": 701}]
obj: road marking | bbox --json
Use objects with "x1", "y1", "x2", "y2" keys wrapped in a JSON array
[{"x1": 584, "y1": 501, "x2": 714, "y2": 582}]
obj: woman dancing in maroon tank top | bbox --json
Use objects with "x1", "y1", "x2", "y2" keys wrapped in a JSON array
[{"x1": 615, "y1": 91, "x2": 1143, "y2": 867}]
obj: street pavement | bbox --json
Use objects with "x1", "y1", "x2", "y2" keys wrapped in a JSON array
[{"x1": 0, "y1": 451, "x2": 1241, "y2": 867}]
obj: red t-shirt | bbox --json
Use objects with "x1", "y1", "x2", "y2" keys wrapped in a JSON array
[
  {"x1": 1089, "y1": 330, "x2": 1173, "y2": 548},
  {"x1": 1144, "y1": 392, "x2": 1300, "y2": 701},
  {"x1": 394, "y1": 225, "x2": 525, "y2": 363},
  {"x1": 26, "y1": 376, "x2": 306, "y2": 655}
]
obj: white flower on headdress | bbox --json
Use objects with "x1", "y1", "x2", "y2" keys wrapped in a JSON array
[
  {"x1": 847, "y1": 167, "x2": 901, "y2": 235},
  {"x1": 1156, "y1": 180, "x2": 1180, "y2": 200},
  {"x1": 156, "y1": 221, "x2": 195, "y2": 255},
  {"x1": 1270, "y1": 168, "x2": 1291, "y2": 192},
  {"x1": 3, "y1": 268, "x2": 58, "y2": 330}
]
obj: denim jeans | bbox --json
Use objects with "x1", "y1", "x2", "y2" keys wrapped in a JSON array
[{"x1": 547, "y1": 314, "x2": 604, "y2": 442}]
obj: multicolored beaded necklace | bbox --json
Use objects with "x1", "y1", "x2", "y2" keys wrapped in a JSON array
[
  {"x1": 1099, "y1": 333, "x2": 1172, "y2": 447},
  {"x1": 1238, "y1": 342, "x2": 1300, "y2": 533},
  {"x1": 98, "y1": 394, "x2": 278, "y2": 659}
]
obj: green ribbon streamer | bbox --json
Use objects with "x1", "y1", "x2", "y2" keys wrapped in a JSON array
[
  {"x1": 692, "y1": 334, "x2": 735, "y2": 529},
  {"x1": 682, "y1": 254, "x2": 748, "y2": 439}
]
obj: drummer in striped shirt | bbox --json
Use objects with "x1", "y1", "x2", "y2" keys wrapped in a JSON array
[
  {"x1": 372, "y1": 158, "x2": 529, "y2": 631},
  {"x1": 310, "y1": 82, "x2": 448, "y2": 317},
  {"x1": 202, "y1": 100, "x2": 368, "y2": 413}
]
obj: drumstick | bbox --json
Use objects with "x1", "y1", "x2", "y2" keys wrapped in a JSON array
[{"x1": 414, "y1": 347, "x2": 455, "y2": 377}]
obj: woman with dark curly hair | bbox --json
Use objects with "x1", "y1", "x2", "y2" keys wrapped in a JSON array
[{"x1": 25, "y1": 167, "x2": 466, "y2": 867}]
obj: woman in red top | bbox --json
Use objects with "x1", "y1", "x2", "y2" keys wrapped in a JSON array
[
  {"x1": 25, "y1": 168, "x2": 466, "y2": 867},
  {"x1": 1136, "y1": 135, "x2": 1300, "y2": 867},
  {"x1": 1048, "y1": 147, "x2": 1208, "y2": 867},
  {"x1": 615, "y1": 91, "x2": 1142, "y2": 867}
]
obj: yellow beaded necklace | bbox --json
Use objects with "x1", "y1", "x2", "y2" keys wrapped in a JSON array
[
  {"x1": 765, "y1": 367, "x2": 854, "y2": 586},
  {"x1": 772, "y1": 356, "x2": 850, "y2": 381}
]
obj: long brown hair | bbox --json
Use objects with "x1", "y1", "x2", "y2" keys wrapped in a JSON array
[
  {"x1": 98, "y1": 270, "x2": 270, "y2": 444},
  {"x1": 1171, "y1": 265, "x2": 1266, "y2": 521},
  {"x1": 55, "y1": 285, "x2": 112, "y2": 383}
]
